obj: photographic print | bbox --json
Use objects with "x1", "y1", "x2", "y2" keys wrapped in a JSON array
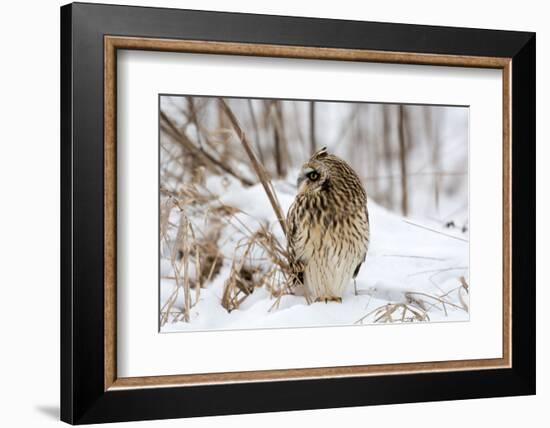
[{"x1": 159, "y1": 95, "x2": 469, "y2": 332}]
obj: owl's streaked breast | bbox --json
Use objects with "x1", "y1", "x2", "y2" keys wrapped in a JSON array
[{"x1": 286, "y1": 156, "x2": 370, "y2": 301}]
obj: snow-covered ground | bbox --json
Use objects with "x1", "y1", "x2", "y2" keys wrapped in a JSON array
[{"x1": 160, "y1": 175, "x2": 469, "y2": 333}]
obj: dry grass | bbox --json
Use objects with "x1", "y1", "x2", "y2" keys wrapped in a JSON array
[
  {"x1": 159, "y1": 179, "x2": 225, "y2": 325},
  {"x1": 160, "y1": 212, "x2": 192, "y2": 324},
  {"x1": 159, "y1": 171, "x2": 301, "y2": 323},
  {"x1": 356, "y1": 302, "x2": 430, "y2": 324},
  {"x1": 221, "y1": 225, "x2": 302, "y2": 313},
  {"x1": 355, "y1": 276, "x2": 469, "y2": 324}
]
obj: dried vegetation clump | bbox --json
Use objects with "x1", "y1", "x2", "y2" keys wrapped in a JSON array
[{"x1": 160, "y1": 98, "x2": 304, "y2": 325}]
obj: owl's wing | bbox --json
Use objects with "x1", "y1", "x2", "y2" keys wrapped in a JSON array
[
  {"x1": 353, "y1": 261, "x2": 363, "y2": 279},
  {"x1": 286, "y1": 199, "x2": 308, "y2": 270}
]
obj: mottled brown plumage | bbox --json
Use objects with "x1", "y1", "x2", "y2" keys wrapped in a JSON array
[{"x1": 286, "y1": 147, "x2": 369, "y2": 302}]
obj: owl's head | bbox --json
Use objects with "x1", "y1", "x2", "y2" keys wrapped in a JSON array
[{"x1": 296, "y1": 146, "x2": 334, "y2": 194}]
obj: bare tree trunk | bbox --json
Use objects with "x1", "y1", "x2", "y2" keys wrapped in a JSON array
[
  {"x1": 217, "y1": 98, "x2": 230, "y2": 163},
  {"x1": 424, "y1": 107, "x2": 440, "y2": 213},
  {"x1": 362, "y1": 105, "x2": 379, "y2": 197},
  {"x1": 309, "y1": 101, "x2": 316, "y2": 155},
  {"x1": 291, "y1": 102, "x2": 307, "y2": 160},
  {"x1": 247, "y1": 99, "x2": 265, "y2": 164},
  {"x1": 382, "y1": 105, "x2": 394, "y2": 209},
  {"x1": 398, "y1": 105, "x2": 409, "y2": 216},
  {"x1": 272, "y1": 101, "x2": 288, "y2": 178},
  {"x1": 186, "y1": 96, "x2": 203, "y2": 150}
]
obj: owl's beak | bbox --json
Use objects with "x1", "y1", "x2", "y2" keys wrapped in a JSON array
[{"x1": 296, "y1": 175, "x2": 305, "y2": 188}]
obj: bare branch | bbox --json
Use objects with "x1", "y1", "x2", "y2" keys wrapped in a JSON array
[{"x1": 160, "y1": 110, "x2": 255, "y2": 186}]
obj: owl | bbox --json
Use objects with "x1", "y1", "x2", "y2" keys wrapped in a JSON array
[{"x1": 286, "y1": 147, "x2": 369, "y2": 302}]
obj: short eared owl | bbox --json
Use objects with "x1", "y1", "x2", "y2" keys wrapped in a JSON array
[{"x1": 287, "y1": 147, "x2": 369, "y2": 302}]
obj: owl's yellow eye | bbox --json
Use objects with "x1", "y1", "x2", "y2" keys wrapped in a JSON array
[{"x1": 307, "y1": 171, "x2": 319, "y2": 181}]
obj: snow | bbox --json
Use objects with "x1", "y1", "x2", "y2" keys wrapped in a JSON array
[{"x1": 160, "y1": 175, "x2": 469, "y2": 333}]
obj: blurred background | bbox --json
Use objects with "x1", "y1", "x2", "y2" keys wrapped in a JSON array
[{"x1": 160, "y1": 96, "x2": 468, "y2": 229}]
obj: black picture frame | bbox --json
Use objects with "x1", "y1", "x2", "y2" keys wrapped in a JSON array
[{"x1": 61, "y1": 2, "x2": 535, "y2": 424}]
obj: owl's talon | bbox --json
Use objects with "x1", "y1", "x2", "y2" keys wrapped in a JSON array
[{"x1": 315, "y1": 296, "x2": 343, "y2": 304}]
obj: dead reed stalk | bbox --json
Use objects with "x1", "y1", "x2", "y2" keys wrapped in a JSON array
[
  {"x1": 173, "y1": 213, "x2": 192, "y2": 322},
  {"x1": 219, "y1": 98, "x2": 288, "y2": 237}
]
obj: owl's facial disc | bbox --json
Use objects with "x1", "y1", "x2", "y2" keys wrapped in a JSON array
[{"x1": 297, "y1": 166, "x2": 324, "y2": 193}]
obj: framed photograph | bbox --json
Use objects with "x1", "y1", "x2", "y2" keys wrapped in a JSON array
[{"x1": 61, "y1": 2, "x2": 535, "y2": 424}]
